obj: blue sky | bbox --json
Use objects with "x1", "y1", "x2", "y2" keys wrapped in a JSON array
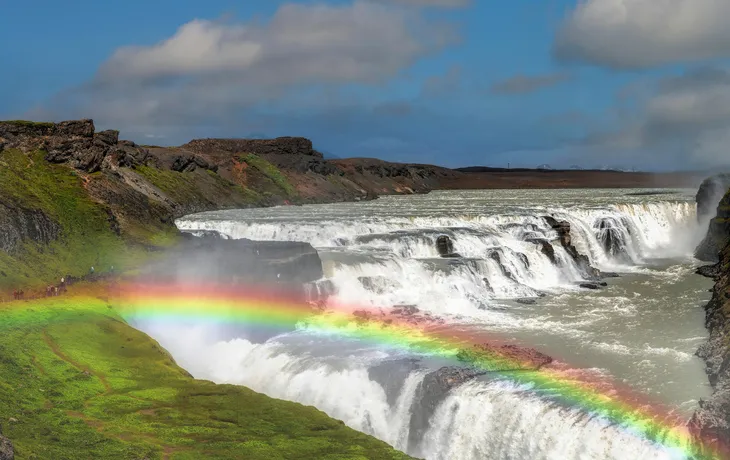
[{"x1": 3, "y1": 0, "x2": 730, "y2": 171}]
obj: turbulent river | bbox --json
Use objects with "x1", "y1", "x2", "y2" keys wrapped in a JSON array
[{"x1": 141, "y1": 189, "x2": 715, "y2": 459}]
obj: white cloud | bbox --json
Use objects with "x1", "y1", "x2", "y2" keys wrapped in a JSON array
[
  {"x1": 98, "y1": 2, "x2": 453, "y2": 86},
  {"x1": 554, "y1": 0, "x2": 730, "y2": 68},
  {"x1": 42, "y1": 1, "x2": 457, "y2": 134}
]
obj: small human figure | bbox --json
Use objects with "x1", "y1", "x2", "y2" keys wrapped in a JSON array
[{"x1": 12, "y1": 289, "x2": 17, "y2": 300}]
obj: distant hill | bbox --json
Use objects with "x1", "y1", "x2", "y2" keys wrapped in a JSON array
[{"x1": 455, "y1": 166, "x2": 642, "y2": 173}]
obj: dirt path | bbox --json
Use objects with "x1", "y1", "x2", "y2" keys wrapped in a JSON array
[
  {"x1": 42, "y1": 329, "x2": 112, "y2": 393},
  {"x1": 42, "y1": 328, "x2": 186, "y2": 458}
]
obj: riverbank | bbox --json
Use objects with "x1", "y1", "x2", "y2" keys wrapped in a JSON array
[{"x1": 0, "y1": 287, "x2": 414, "y2": 459}]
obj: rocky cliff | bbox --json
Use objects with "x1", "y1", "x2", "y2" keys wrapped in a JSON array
[
  {"x1": 690, "y1": 183, "x2": 730, "y2": 457},
  {"x1": 0, "y1": 119, "x2": 457, "y2": 292}
]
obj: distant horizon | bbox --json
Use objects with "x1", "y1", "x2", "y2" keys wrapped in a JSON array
[{"x1": 2, "y1": 116, "x2": 728, "y2": 175}]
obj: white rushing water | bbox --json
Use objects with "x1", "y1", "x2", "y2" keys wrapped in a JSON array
[{"x1": 133, "y1": 189, "x2": 715, "y2": 460}]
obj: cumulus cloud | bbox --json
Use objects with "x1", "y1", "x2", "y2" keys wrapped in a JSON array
[
  {"x1": 490, "y1": 72, "x2": 571, "y2": 94},
  {"x1": 39, "y1": 1, "x2": 457, "y2": 135},
  {"x1": 554, "y1": 0, "x2": 730, "y2": 69},
  {"x1": 584, "y1": 68, "x2": 730, "y2": 168}
]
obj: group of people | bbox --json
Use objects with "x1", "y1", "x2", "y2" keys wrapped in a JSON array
[
  {"x1": 7, "y1": 266, "x2": 112, "y2": 302},
  {"x1": 10, "y1": 277, "x2": 69, "y2": 301},
  {"x1": 47, "y1": 277, "x2": 68, "y2": 297}
]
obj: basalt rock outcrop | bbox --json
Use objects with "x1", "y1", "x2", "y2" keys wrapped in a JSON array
[
  {"x1": 0, "y1": 120, "x2": 149, "y2": 173},
  {"x1": 0, "y1": 202, "x2": 60, "y2": 254},
  {"x1": 436, "y1": 235, "x2": 460, "y2": 258},
  {"x1": 690, "y1": 185, "x2": 730, "y2": 458},
  {"x1": 543, "y1": 216, "x2": 601, "y2": 280}
]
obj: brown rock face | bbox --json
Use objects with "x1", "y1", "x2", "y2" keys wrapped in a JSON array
[
  {"x1": 0, "y1": 202, "x2": 61, "y2": 254},
  {"x1": 543, "y1": 216, "x2": 601, "y2": 280},
  {"x1": 0, "y1": 119, "x2": 149, "y2": 173},
  {"x1": 181, "y1": 137, "x2": 323, "y2": 158}
]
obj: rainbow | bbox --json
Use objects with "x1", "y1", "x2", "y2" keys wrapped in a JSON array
[{"x1": 110, "y1": 281, "x2": 726, "y2": 459}]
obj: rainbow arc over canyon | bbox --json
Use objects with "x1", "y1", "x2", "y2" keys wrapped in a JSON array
[{"x1": 13, "y1": 281, "x2": 725, "y2": 459}]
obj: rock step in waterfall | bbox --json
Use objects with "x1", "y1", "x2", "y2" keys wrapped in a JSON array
[{"x1": 433, "y1": 216, "x2": 616, "y2": 293}]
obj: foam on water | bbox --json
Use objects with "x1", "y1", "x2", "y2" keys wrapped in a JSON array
[{"x1": 162, "y1": 189, "x2": 713, "y2": 459}]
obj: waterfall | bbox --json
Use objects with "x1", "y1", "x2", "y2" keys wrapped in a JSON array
[{"x1": 153, "y1": 191, "x2": 709, "y2": 460}]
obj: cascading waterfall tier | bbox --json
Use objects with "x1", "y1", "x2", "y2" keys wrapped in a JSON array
[
  {"x1": 165, "y1": 189, "x2": 709, "y2": 460},
  {"x1": 177, "y1": 197, "x2": 700, "y2": 310}
]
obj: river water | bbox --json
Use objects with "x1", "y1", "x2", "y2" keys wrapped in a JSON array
[{"x1": 139, "y1": 189, "x2": 714, "y2": 459}]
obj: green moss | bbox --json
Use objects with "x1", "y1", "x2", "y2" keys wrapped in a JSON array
[
  {"x1": 0, "y1": 149, "x2": 150, "y2": 290},
  {"x1": 135, "y1": 165, "x2": 262, "y2": 207},
  {"x1": 240, "y1": 154, "x2": 297, "y2": 198},
  {"x1": 0, "y1": 297, "x2": 414, "y2": 460}
]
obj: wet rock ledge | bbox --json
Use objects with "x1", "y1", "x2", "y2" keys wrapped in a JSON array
[{"x1": 690, "y1": 177, "x2": 730, "y2": 458}]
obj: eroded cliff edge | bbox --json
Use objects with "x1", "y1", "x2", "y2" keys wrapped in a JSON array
[
  {"x1": 690, "y1": 178, "x2": 730, "y2": 457},
  {"x1": 0, "y1": 119, "x2": 456, "y2": 291}
]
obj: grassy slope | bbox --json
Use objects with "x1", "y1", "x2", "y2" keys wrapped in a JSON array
[
  {"x1": 239, "y1": 154, "x2": 297, "y2": 198},
  {"x1": 0, "y1": 293, "x2": 413, "y2": 460},
  {"x1": 0, "y1": 149, "x2": 160, "y2": 292},
  {"x1": 133, "y1": 165, "x2": 264, "y2": 208},
  {"x1": 0, "y1": 148, "x2": 413, "y2": 459},
  {"x1": 0, "y1": 149, "x2": 291, "y2": 292}
]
